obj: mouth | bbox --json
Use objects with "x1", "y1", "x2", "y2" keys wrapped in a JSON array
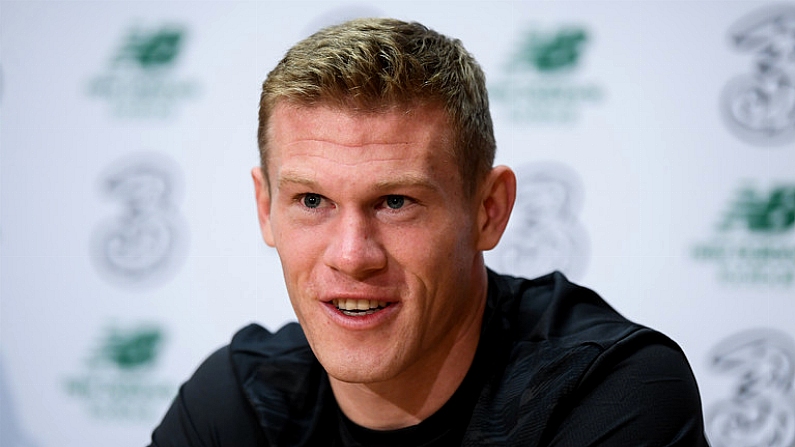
[{"x1": 331, "y1": 298, "x2": 392, "y2": 317}]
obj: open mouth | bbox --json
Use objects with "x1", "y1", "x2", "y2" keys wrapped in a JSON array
[{"x1": 332, "y1": 299, "x2": 392, "y2": 317}]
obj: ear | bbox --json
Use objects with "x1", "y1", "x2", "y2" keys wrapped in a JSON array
[
  {"x1": 251, "y1": 167, "x2": 276, "y2": 247},
  {"x1": 475, "y1": 165, "x2": 516, "y2": 251}
]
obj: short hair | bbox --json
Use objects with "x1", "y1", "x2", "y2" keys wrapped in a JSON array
[{"x1": 257, "y1": 18, "x2": 495, "y2": 196}]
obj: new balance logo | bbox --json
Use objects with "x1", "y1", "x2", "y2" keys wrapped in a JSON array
[
  {"x1": 513, "y1": 29, "x2": 588, "y2": 72},
  {"x1": 719, "y1": 186, "x2": 795, "y2": 233},
  {"x1": 113, "y1": 27, "x2": 184, "y2": 69}
]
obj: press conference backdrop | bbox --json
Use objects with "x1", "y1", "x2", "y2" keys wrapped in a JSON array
[{"x1": 1, "y1": 1, "x2": 793, "y2": 446}]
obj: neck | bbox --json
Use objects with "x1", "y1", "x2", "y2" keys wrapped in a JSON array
[{"x1": 329, "y1": 267, "x2": 488, "y2": 431}]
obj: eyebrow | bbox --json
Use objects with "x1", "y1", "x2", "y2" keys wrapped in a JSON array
[
  {"x1": 277, "y1": 171, "x2": 318, "y2": 190},
  {"x1": 374, "y1": 172, "x2": 439, "y2": 191},
  {"x1": 277, "y1": 170, "x2": 440, "y2": 193}
]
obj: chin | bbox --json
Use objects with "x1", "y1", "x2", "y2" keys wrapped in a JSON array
[{"x1": 318, "y1": 348, "x2": 404, "y2": 385}]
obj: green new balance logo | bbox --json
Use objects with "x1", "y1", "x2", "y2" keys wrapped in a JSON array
[
  {"x1": 87, "y1": 23, "x2": 199, "y2": 118},
  {"x1": 691, "y1": 183, "x2": 795, "y2": 287},
  {"x1": 64, "y1": 323, "x2": 175, "y2": 421},
  {"x1": 113, "y1": 27, "x2": 184, "y2": 69},
  {"x1": 719, "y1": 186, "x2": 795, "y2": 233},
  {"x1": 490, "y1": 25, "x2": 603, "y2": 123},
  {"x1": 93, "y1": 326, "x2": 163, "y2": 370},
  {"x1": 513, "y1": 29, "x2": 588, "y2": 72}
]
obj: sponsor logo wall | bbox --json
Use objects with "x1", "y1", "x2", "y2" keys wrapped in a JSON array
[
  {"x1": 720, "y1": 6, "x2": 795, "y2": 147},
  {"x1": 64, "y1": 323, "x2": 175, "y2": 421},
  {"x1": 692, "y1": 183, "x2": 795, "y2": 287},
  {"x1": 1, "y1": 2, "x2": 793, "y2": 446},
  {"x1": 490, "y1": 25, "x2": 604, "y2": 123},
  {"x1": 489, "y1": 161, "x2": 590, "y2": 281},
  {"x1": 88, "y1": 24, "x2": 199, "y2": 118},
  {"x1": 706, "y1": 329, "x2": 795, "y2": 447},
  {"x1": 90, "y1": 153, "x2": 189, "y2": 289},
  {"x1": 0, "y1": 358, "x2": 41, "y2": 447}
]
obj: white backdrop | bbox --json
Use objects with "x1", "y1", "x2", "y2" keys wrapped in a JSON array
[{"x1": 1, "y1": 2, "x2": 794, "y2": 446}]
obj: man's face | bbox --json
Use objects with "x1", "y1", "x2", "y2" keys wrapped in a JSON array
[{"x1": 253, "y1": 102, "x2": 489, "y2": 384}]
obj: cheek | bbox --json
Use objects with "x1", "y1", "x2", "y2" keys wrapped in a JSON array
[
  {"x1": 276, "y1": 226, "x2": 338, "y2": 305},
  {"x1": 387, "y1": 221, "x2": 471, "y2": 278},
  {"x1": 278, "y1": 240, "x2": 318, "y2": 282},
  {"x1": 273, "y1": 209, "x2": 324, "y2": 259}
]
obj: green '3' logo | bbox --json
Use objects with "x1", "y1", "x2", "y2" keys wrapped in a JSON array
[
  {"x1": 513, "y1": 29, "x2": 588, "y2": 72},
  {"x1": 113, "y1": 27, "x2": 184, "y2": 69},
  {"x1": 719, "y1": 187, "x2": 795, "y2": 233}
]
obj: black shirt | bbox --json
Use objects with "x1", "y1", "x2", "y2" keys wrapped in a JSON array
[{"x1": 150, "y1": 271, "x2": 710, "y2": 446}]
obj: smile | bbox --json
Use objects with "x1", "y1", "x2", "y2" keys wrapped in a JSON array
[{"x1": 332, "y1": 299, "x2": 392, "y2": 316}]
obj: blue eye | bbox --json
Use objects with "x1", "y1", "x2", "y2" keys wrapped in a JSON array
[
  {"x1": 385, "y1": 195, "x2": 405, "y2": 209},
  {"x1": 303, "y1": 194, "x2": 322, "y2": 208}
]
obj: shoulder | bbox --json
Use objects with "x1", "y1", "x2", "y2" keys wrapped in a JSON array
[
  {"x1": 149, "y1": 342, "x2": 267, "y2": 446},
  {"x1": 472, "y1": 271, "x2": 707, "y2": 445},
  {"x1": 149, "y1": 323, "x2": 317, "y2": 447},
  {"x1": 488, "y1": 270, "x2": 700, "y2": 396},
  {"x1": 229, "y1": 322, "x2": 320, "y2": 405},
  {"x1": 488, "y1": 270, "x2": 639, "y2": 344},
  {"x1": 230, "y1": 323, "x2": 334, "y2": 446},
  {"x1": 543, "y1": 338, "x2": 708, "y2": 446},
  {"x1": 490, "y1": 270, "x2": 698, "y2": 381}
]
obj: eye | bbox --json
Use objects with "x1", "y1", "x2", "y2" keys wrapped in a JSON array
[
  {"x1": 302, "y1": 193, "x2": 323, "y2": 209},
  {"x1": 385, "y1": 195, "x2": 405, "y2": 209}
]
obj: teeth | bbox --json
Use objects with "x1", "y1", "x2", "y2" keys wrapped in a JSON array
[{"x1": 332, "y1": 299, "x2": 390, "y2": 315}]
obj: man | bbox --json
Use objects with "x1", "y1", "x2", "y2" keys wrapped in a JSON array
[{"x1": 150, "y1": 18, "x2": 709, "y2": 446}]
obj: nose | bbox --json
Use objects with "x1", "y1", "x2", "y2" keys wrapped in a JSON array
[{"x1": 323, "y1": 209, "x2": 387, "y2": 279}]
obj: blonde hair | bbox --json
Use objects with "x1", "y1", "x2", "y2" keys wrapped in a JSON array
[{"x1": 258, "y1": 18, "x2": 495, "y2": 195}]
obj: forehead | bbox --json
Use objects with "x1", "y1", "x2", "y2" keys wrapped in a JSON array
[{"x1": 266, "y1": 101, "x2": 455, "y2": 168}]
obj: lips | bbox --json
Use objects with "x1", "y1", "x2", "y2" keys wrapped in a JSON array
[{"x1": 332, "y1": 298, "x2": 392, "y2": 316}]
